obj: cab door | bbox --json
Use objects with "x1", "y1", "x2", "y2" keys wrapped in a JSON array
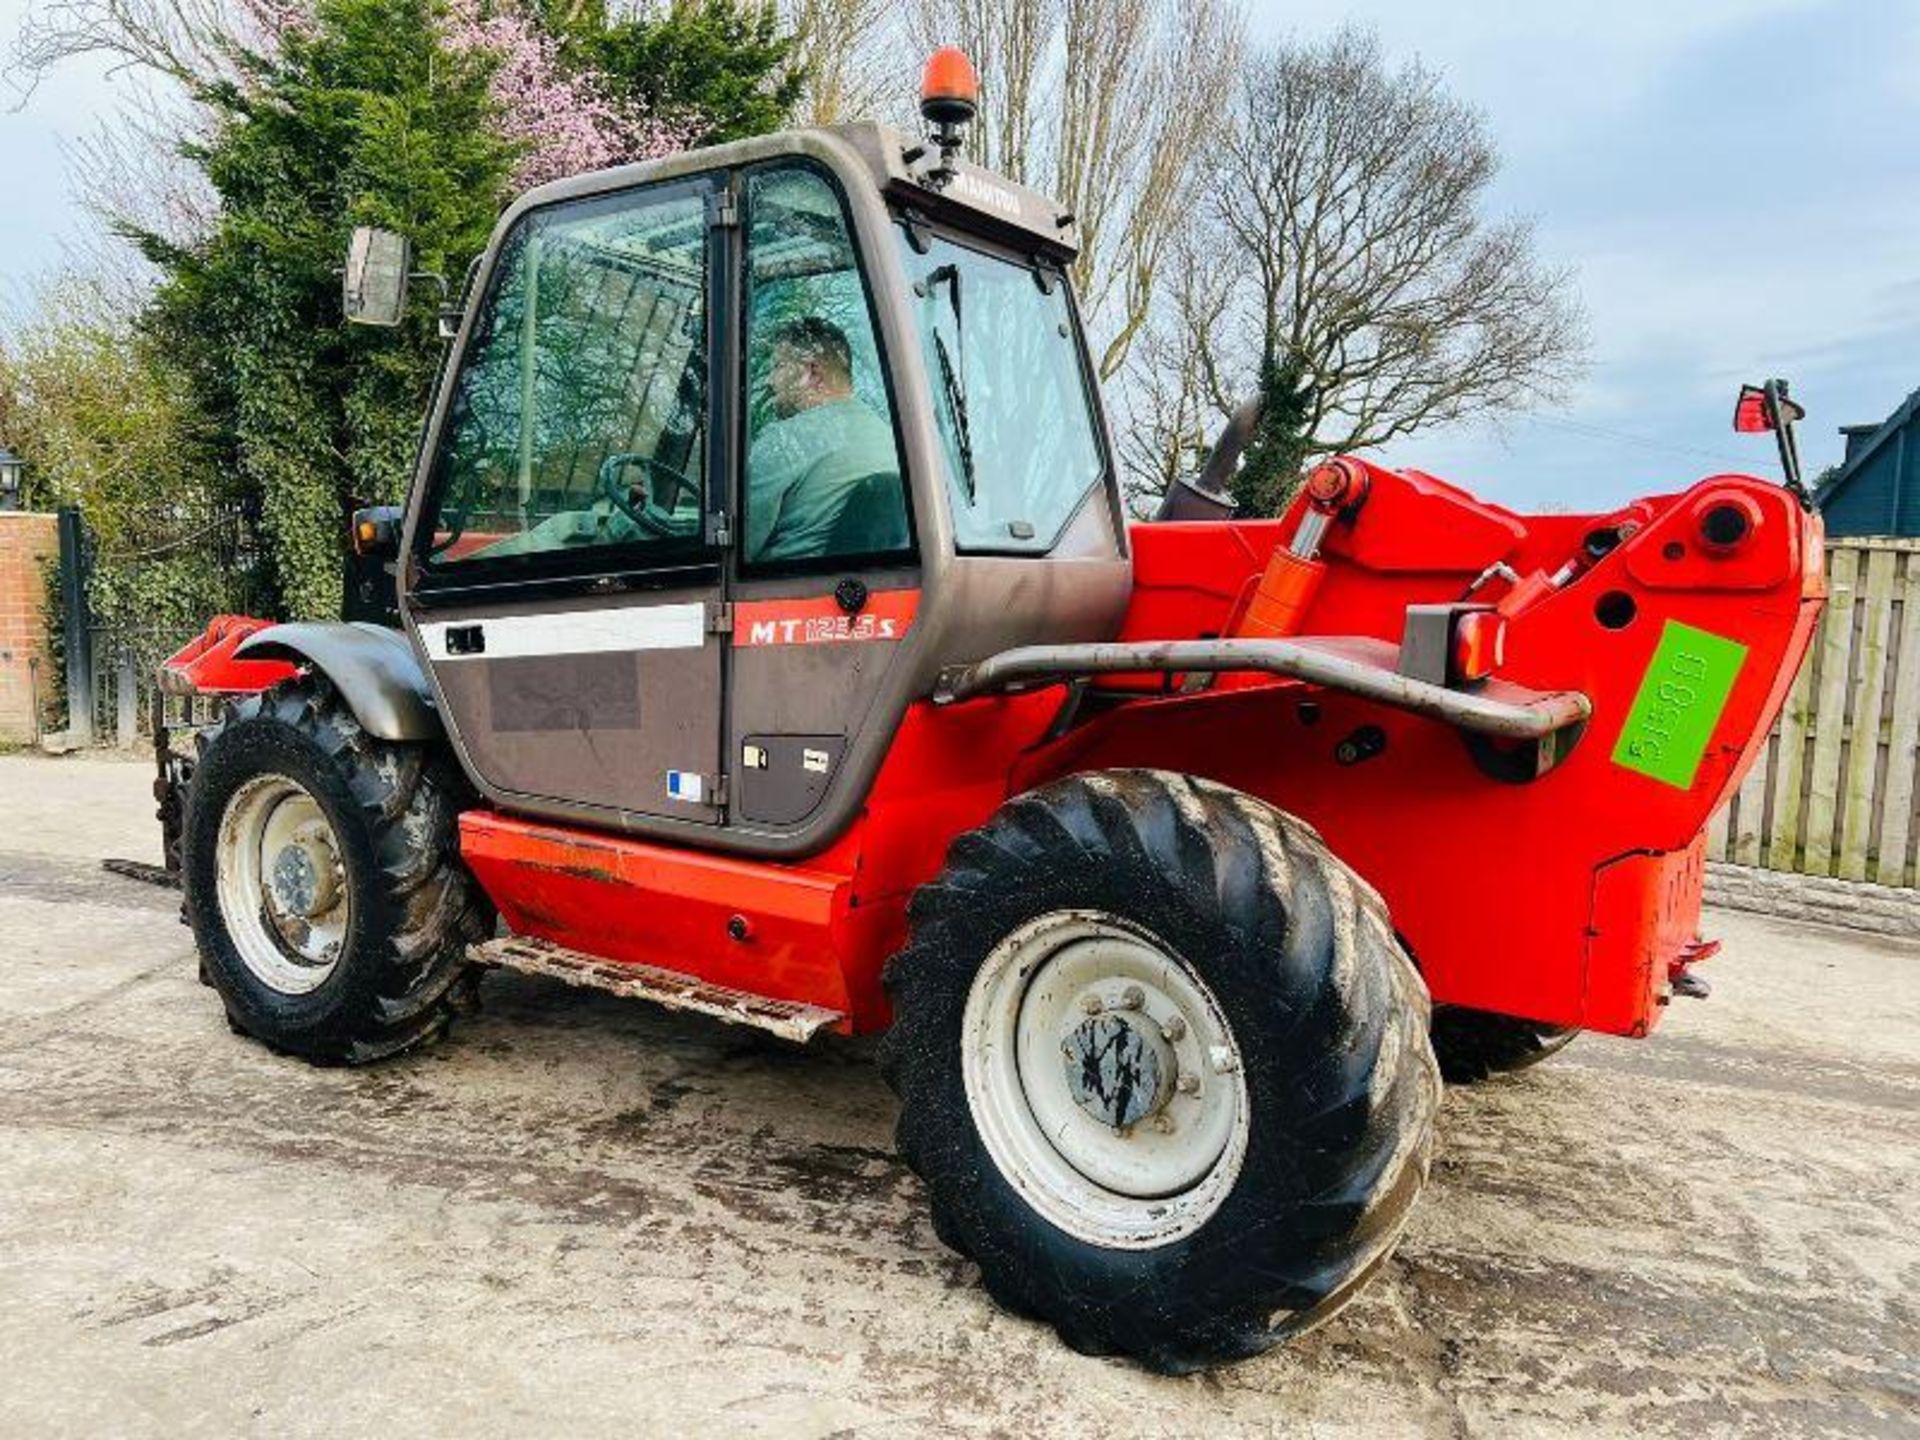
[
  {"x1": 405, "y1": 174, "x2": 733, "y2": 825},
  {"x1": 726, "y1": 162, "x2": 918, "y2": 832}
]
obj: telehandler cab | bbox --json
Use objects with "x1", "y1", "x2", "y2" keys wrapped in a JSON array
[{"x1": 155, "y1": 51, "x2": 1824, "y2": 1371}]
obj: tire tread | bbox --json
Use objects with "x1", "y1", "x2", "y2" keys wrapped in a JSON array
[
  {"x1": 185, "y1": 676, "x2": 489, "y2": 1066},
  {"x1": 879, "y1": 768, "x2": 1439, "y2": 1373}
]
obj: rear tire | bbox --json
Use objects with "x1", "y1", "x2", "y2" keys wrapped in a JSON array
[
  {"x1": 182, "y1": 677, "x2": 491, "y2": 1065},
  {"x1": 1430, "y1": 1008, "x2": 1577, "y2": 1084},
  {"x1": 880, "y1": 769, "x2": 1440, "y2": 1373}
]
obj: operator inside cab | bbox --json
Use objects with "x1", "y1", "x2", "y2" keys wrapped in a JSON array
[{"x1": 746, "y1": 316, "x2": 901, "y2": 564}]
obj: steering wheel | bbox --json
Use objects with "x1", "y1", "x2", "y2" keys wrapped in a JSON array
[{"x1": 595, "y1": 452, "x2": 702, "y2": 539}]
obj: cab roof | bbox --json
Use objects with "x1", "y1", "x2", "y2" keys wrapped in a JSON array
[
  {"x1": 832, "y1": 122, "x2": 1081, "y2": 265},
  {"x1": 508, "y1": 121, "x2": 1081, "y2": 267}
]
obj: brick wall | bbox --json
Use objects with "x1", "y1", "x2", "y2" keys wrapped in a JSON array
[{"x1": 0, "y1": 513, "x2": 59, "y2": 743}]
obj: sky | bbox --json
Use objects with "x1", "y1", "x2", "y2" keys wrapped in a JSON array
[
  {"x1": 1, "y1": 0, "x2": 1916, "y2": 510},
  {"x1": 1242, "y1": 0, "x2": 1920, "y2": 506}
]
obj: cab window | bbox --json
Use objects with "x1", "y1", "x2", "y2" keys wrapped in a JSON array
[
  {"x1": 419, "y1": 182, "x2": 709, "y2": 571},
  {"x1": 742, "y1": 166, "x2": 909, "y2": 568},
  {"x1": 896, "y1": 228, "x2": 1104, "y2": 555}
]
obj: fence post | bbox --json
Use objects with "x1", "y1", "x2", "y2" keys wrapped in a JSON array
[
  {"x1": 56, "y1": 506, "x2": 93, "y2": 747},
  {"x1": 116, "y1": 647, "x2": 138, "y2": 748}
]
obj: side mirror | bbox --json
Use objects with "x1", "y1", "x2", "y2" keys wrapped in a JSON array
[
  {"x1": 351, "y1": 504, "x2": 404, "y2": 560},
  {"x1": 343, "y1": 226, "x2": 413, "y2": 327}
]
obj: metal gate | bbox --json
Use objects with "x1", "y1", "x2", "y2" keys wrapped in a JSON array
[{"x1": 65, "y1": 501, "x2": 274, "y2": 745}]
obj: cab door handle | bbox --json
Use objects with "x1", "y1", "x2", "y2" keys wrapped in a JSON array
[{"x1": 444, "y1": 624, "x2": 486, "y2": 656}]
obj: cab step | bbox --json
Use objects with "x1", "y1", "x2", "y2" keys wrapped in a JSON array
[{"x1": 470, "y1": 935, "x2": 844, "y2": 1043}]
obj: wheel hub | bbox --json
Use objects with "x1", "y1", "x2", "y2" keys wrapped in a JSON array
[
  {"x1": 216, "y1": 775, "x2": 352, "y2": 994},
  {"x1": 1062, "y1": 1012, "x2": 1175, "y2": 1129},
  {"x1": 961, "y1": 911, "x2": 1250, "y2": 1249},
  {"x1": 268, "y1": 826, "x2": 340, "y2": 919}
]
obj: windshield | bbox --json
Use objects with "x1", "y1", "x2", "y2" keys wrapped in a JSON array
[{"x1": 896, "y1": 229, "x2": 1105, "y2": 554}]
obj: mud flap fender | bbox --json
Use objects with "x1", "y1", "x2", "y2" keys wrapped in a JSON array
[{"x1": 234, "y1": 622, "x2": 440, "y2": 741}]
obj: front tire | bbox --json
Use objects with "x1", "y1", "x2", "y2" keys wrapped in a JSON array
[
  {"x1": 183, "y1": 677, "x2": 491, "y2": 1065},
  {"x1": 880, "y1": 770, "x2": 1440, "y2": 1373}
]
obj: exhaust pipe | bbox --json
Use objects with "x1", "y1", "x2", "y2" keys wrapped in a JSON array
[{"x1": 1153, "y1": 396, "x2": 1261, "y2": 522}]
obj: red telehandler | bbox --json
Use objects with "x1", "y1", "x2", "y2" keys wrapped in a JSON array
[{"x1": 149, "y1": 52, "x2": 1823, "y2": 1371}]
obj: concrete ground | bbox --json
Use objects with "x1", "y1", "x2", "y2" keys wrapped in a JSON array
[{"x1": 0, "y1": 753, "x2": 1914, "y2": 1438}]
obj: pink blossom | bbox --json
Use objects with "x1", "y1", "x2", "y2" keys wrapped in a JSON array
[
  {"x1": 229, "y1": 0, "x2": 697, "y2": 189},
  {"x1": 440, "y1": 0, "x2": 698, "y2": 189},
  {"x1": 233, "y1": 0, "x2": 319, "y2": 49}
]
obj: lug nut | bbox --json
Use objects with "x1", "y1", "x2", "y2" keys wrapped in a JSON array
[
  {"x1": 1162, "y1": 1015, "x2": 1187, "y2": 1042},
  {"x1": 1176, "y1": 1073, "x2": 1200, "y2": 1096},
  {"x1": 1081, "y1": 994, "x2": 1104, "y2": 1015},
  {"x1": 1150, "y1": 1113, "x2": 1176, "y2": 1134},
  {"x1": 1120, "y1": 984, "x2": 1145, "y2": 1011}
]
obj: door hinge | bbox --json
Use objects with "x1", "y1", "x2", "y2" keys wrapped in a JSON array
[
  {"x1": 706, "y1": 511, "x2": 732, "y2": 548},
  {"x1": 706, "y1": 600, "x2": 734, "y2": 635},
  {"x1": 707, "y1": 190, "x2": 739, "y2": 229},
  {"x1": 710, "y1": 773, "x2": 729, "y2": 808}
]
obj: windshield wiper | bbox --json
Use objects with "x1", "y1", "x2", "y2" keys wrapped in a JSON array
[
  {"x1": 924, "y1": 264, "x2": 978, "y2": 505},
  {"x1": 931, "y1": 334, "x2": 978, "y2": 506}
]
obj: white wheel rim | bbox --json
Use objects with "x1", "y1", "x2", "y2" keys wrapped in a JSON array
[
  {"x1": 961, "y1": 910, "x2": 1250, "y2": 1250},
  {"x1": 215, "y1": 774, "x2": 352, "y2": 995}
]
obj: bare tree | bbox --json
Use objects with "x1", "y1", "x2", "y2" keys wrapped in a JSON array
[
  {"x1": 1135, "y1": 26, "x2": 1587, "y2": 511},
  {"x1": 65, "y1": 83, "x2": 218, "y2": 274},
  {"x1": 909, "y1": 0, "x2": 1241, "y2": 381},
  {"x1": 5, "y1": 0, "x2": 291, "y2": 304},
  {"x1": 1115, "y1": 231, "x2": 1236, "y2": 511},
  {"x1": 783, "y1": 0, "x2": 906, "y2": 125},
  {"x1": 3, "y1": 0, "x2": 286, "y2": 98}
]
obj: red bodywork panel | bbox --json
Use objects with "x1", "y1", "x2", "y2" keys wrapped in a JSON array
[
  {"x1": 460, "y1": 688, "x2": 1066, "y2": 1033},
  {"x1": 181, "y1": 463, "x2": 1822, "y2": 1040},
  {"x1": 1041, "y1": 468, "x2": 1821, "y2": 1034},
  {"x1": 160, "y1": 615, "x2": 299, "y2": 696},
  {"x1": 461, "y1": 813, "x2": 866, "y2": 1023}
]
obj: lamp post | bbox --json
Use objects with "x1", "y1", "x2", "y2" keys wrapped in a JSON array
[{"x1": 0, "y1": 448, "x2": 23, "y2": 511}]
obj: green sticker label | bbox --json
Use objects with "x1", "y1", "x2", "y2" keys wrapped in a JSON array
[{"x1": 1612, "y1": 620, "x2": 1748, "y2": 789}]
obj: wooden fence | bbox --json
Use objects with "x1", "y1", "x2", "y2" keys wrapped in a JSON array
[{"x1": 1707, "y1": 538, "x2": 1920, "y2": 888}]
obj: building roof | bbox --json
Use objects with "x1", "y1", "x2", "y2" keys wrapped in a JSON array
[{"x1": 1815, "y1": 385, "x2": 1920, "y2": 508}]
